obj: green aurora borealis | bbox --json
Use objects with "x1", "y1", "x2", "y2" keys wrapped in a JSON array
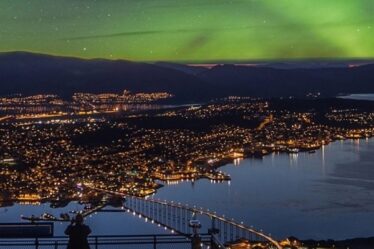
[{"x1": 1, "y1": 0, "x2": 373, "y2": 62}]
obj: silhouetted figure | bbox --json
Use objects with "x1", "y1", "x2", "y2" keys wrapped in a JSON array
[{"x1": 65, "y1": 214, "x2": 91, "y2": 249}]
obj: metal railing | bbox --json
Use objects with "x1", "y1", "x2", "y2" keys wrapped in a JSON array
[{"x1": 0, "y1": 234, "x2": 217, "y2": 249}]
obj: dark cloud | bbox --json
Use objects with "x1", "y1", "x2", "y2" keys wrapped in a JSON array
[
  {"x1": 178, "y1": 34, "x2": 211, "y2": 55},
  {"x1": 64, "y1": 27, "x2": 244, "y2": 41}
]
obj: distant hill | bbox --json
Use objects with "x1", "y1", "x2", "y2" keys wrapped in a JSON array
[
  {"x1": 0, "y1": 52, "x2": 211, "y2": 101},
  {"x1": 0, "y1": 51, "x2": 374, "y2": 102},
  {"x1": 154, "y1": 62, "x2": 207, "y2": 75},
  {"x1": 235, "y1": 60, "x2": 374, "y2": 69},
  {"x1": 198, "y1": 63, "x2": 374, "y2": 97}
]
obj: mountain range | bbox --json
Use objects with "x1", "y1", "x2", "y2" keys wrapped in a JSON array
[{"x1": 0, "y1": 51, "x2": 373, "y2": 102}]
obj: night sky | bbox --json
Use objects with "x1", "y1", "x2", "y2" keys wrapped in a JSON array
[{"x1": 1, "y1": 0, "x2": 373, "y2": 62}]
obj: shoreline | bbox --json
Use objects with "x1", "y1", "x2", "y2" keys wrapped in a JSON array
[
  {"x1": 208, "y1": 134, "x2": 373, "y2": 170},
  {"x1": 1, "y1": 135, "x2": 373, "y2": 206}
]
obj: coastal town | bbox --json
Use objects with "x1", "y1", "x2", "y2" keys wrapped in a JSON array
[{"x1": 0, "y1": 93, "x2": 373, "y2": 206}]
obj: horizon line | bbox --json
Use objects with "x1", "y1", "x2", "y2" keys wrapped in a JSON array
[{"x1": 1, "y1": 50, "x2": 374, "y2": 65}]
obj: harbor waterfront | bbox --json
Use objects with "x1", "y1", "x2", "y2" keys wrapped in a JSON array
[{"x1": 1, "y1": 138, "x2": 374, "y2": 240}]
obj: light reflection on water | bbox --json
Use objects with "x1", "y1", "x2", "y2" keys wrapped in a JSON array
[
  {"x1": 0, "y1": 104, "x2": 175, "y2": 115},
  {"x1": 155, "y1": 139, "x2": 374, "y2": 240},
  {"x1": 1, "y1": 139, "x2": 374, "y2": 240}
]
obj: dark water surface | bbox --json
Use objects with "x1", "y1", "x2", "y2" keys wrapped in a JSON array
[{"x1": 338, "y1": 94, "x2": 374, "y2": 101}]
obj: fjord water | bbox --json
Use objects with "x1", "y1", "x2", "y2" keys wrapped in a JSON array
[
  {"x1": 338, "y1": 93, "x2": 374, "y2": 101},
  {"x1": 1, "y1": 139, "x2": 374, "y2": 240},
  {"x1": 156, "y1": 138, "x2": 374, "y2": 240}
]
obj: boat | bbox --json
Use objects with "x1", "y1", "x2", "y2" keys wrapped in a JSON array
[
  {"x1": 42, "y1": 213, "x2": 56, "y2": 220},
  {"x1": 287, "y1": 148, "x2": 299, "y2": 154}
]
